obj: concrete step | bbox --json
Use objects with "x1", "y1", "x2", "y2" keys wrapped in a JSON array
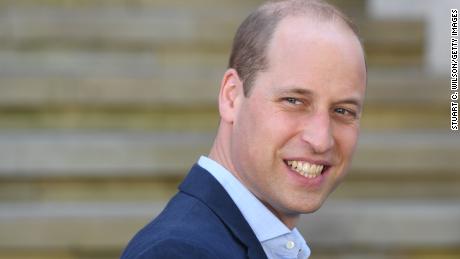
[
  {"x1": 0, "y1": 200, "x2": 458, "y2": 253},
  {"x1": 0, "y1": 6, "x2": 248, "y2": 49},
  {"x1": 366, "y1": 69, "x2": 448, "y2": 105},
  {"x1": 0, "y1": 202, "x2": 162, "y2": 251},
  {"x1": 360, "y1": 19, "x2": 424, "y2": 67},
  {"x1": 0, "y1": 50, "x2": 226, "y2": 77},
  {"x1": 0, "y1": 50, "x2": 445, "y2": 108},
  {"x1": 0, "y1": 0, "x2": 264, "y2": 8},
  {"x1": 0, "y1": 63, "x2": 449, "y2": 132},
  {"x1": 0, "y1": 108, "x2": 220, "y2": 132},
  {"x1": 0, "y1": 0, "x2": 364, "y2": 10},
  {"x1": 0, "y1": 105, "x2": 448, "y2": 131},
  {"x1": 361, "y1": 105, "x2": 447, "y2": 131},
  {"x1": 0, "y1": 5, "x2": 421, "y2": 66},
  {"x1": 0, "y1": 131, "x2": 211, "y2": 177},
  {"x1": 0, "y1": 177, "x2": 181, "y2": 203},
  {"x1": 354, "y1": 131, "x2": 459, "y2": 175},
  {"x1": 0, "y1": 130, "x2": 457, "y2": 178},
  {"x1": 1, "y1": 169, "x2": 458, "y2": 203},
  {"x1": 302, "y1": 200, "x2": 460, "y2": 249},
  {"x1": 0, "y1": 51, "x2": 222, "y2": 108}
]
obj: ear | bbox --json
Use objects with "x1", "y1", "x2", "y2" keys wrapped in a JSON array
[{"x1": 218, "y1": 68, "x2": 244, "y2": 124}]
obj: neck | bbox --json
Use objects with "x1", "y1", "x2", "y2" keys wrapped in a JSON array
[
  {"x1": 264, "y1": 204, "x2": 300, "y2": 230},
  {"x1": 208, "y1": 124, "x2": 237, "y2": 176}
]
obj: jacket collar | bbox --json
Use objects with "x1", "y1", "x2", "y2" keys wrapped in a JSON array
[{"x1": 179, "y1": 164, "x2": 267, "y2": 259}]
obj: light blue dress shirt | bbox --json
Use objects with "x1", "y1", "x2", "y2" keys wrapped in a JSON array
[{"x1": 198, "y1": 156, "x2": 311, "y2": 259}]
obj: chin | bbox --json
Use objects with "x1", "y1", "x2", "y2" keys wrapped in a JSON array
[
  {"x1": 298, "y1": 202, "x2": 323, "y2": 214},
  {"x1": 285, "y1": 196, "x2": 326, "y2": 215}
]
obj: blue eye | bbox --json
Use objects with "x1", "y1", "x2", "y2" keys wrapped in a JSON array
[
  {"x1": 284, "y1": 97, "x2": 302, "y2": 105},
  {"x1": 335, "y1": 108, "x2": 347, "y2": 114},
  {"x1": 334, "y1": 108, "x2": 356, "y2": 117}
]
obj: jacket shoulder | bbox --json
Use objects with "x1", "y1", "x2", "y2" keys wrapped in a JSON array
[
  {"x1": 121, "y1": 192, "x2": 247, "y2": 259},
  {"x1": 125, "y1": 238, "x2": 218, "y2": 259}
]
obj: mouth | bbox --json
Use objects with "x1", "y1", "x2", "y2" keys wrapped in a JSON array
[{"x1": 284, "y1": 160, "x2": 330, "y2": 179}]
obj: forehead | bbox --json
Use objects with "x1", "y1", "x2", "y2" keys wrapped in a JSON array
[
  {"x1": 269, "y1": 15, "x2": 364, "y2": 56},
  {"x1": 258, "y1": 16, "x2": 366, "y2": 97}
]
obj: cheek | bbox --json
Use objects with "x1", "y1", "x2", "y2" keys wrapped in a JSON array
[
  {"x1": 253, "y1": 110, "x2": 297, "y2": 154},
  {"x1": 234, "y1": 103, "x2": 289, "y2": 165},
  {"x1": 232, "y1": 104, "x2": 265, "y2": 163},
  {"x1": 333, "y1": 124, "x2": 360, "y2": 159}
]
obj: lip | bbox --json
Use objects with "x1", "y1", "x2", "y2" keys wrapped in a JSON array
[{"x1": 283, "y1": 159, "x2": 331, "y2": 188}]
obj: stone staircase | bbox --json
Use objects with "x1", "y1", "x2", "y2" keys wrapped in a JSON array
[{"x1": 0, "y1": 1, "x2": 459, "y2": 258}]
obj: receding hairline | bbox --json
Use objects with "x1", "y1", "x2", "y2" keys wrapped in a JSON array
[
  {"x1": 267, "y1": 14, "x2": 365, "y2": 58},
  {"x1": 260, "y1": 0, "x2": 362, "y2": 50},
  {"x1": 228, "y1": 0, "x2": 365, "y2": 96},
  {"x1": 260, "y1": 0, "x2": 359, "y2": 32},
  {"x1": 263, "y1": 15, "x2": 367, "y2": 88},
  {"x1": 258, "y1": 3, "x2": 365, "y2": 80}
]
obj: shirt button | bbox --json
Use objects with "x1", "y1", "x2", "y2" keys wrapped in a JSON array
[{"x1": 286, "y1": 240, "x2": 295, "y2": 249}]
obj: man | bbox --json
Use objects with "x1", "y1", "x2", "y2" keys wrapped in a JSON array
[{"x1": 121, "y1": 0, "x2": 366, "y2": 258}]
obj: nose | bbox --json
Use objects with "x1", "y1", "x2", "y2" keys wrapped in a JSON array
[{"x1": 301, "y1": 111, "x2": 334, "y2": 154}]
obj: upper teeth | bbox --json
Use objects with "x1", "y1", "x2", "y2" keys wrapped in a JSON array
[{"x1": 287, "y1": 160, "x2": 324, "y2": 178}]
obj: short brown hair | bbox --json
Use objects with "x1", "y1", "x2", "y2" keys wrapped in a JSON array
[{"x1": 228, "y1": 0, "x2": 361, "y2": 96}]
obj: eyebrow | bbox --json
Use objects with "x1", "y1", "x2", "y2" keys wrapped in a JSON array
[
  {"x1": 333, "y1": 98, "x2": 363, "y2": 111},
  {"x1": 274, "y1": 87, "x2": 314, "y2": 97}
]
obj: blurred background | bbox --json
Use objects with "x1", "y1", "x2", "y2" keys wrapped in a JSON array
[{"x1": 0, "y1": 0, "x2": 459, "y2": 258}]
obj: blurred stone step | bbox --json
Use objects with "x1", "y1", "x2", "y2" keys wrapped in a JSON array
[
  {"x1": 0, "y1": 77, "x2": 219, "y2": 108},
  {"x1": 0, "y1": 50, "x2": 445, "y2": 107},
  {"x1": 0, "y1": 131, "x2": 212, "y2": 177},
  {"x1": 301, "y1": 200, "x2": 460, "y2": 249},
  {"x1": 0, "y1": 177, "x2": 181, "y2": 203},
  {"x1": 0, "y1": 202, "x2": 163, "y2": 250},
  {"x1": 0, "y1": 130, "x2": 457, "y2": 178},
  {"x1": 0, "y1": 5, "x2": 421, "y2": 67},
  {"x1": 313, "y1": 250, "x2": 460, "y2": 259},
  {"x1": 0, "y1": 200, "x2": 458, "y2": 250},
  {"x1": 0, "y1": 108, "x2": 220, "y2": 132},
  {"x1": 0, "y1": 6, "x2": 248, "y2": 48},
  {"x1": 0, "y1": 0, "x2": 264, "y2": 8},
  {"x1": 0, "y1": 105, "x2": 448, "y2": 131},
  {"x1": 334, "y1": 178, "x2": 460, "y2": 200},
  {"x1": 0, "y1": 0, "x2": 364, "y2": 11},
  {"x1": 366, "y1": 69, "x2": 448, "y2": 105},
  {"x1": 361, "y1": 105, "x2": 447, "y2": 130},
  {"x1": 0, "y1": 50, "x2": 227, "y2": 77},
  {"x1": 0, "y1": 50, "x2": 222, "y2": 108},
  {"x1": 360, "y1": 19, "x2": 424, "y2": 67},
  {"x1": 354, "y1": 131, "x2": 459, "y2": 175},
  {"x1": 0, "y1": 171, "x2": 458, "y2": 203}
]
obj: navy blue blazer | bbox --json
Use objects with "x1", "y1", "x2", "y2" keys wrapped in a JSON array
[{"x1": 121, "y1": 164, "x2": 268, "y2": 259}]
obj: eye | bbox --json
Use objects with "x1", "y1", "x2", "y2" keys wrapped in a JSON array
[
  {"x1": 283, "y1": 97, "x2": 303, "y2": 105},
  {"x1": 334, "y1": 107, "x2": 357, "y2": 118}
]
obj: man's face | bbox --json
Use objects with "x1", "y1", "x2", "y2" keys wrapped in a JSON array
[{"x1": 229, "y1": 17, "x2": 367, "y2": 222}]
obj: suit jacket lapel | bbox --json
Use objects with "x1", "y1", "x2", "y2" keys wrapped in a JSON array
[{"x1": 179, "y1": 164, "x2": 267, "y2": 259}]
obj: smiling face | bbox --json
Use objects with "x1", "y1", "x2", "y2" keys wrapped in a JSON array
[{"x1": 212, "y1": 16, "x2": 366, "y2": 228}]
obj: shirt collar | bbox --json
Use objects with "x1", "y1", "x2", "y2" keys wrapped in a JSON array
[{"x1": 198, "y1": 156, "x2": 293, "y2": 242}]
